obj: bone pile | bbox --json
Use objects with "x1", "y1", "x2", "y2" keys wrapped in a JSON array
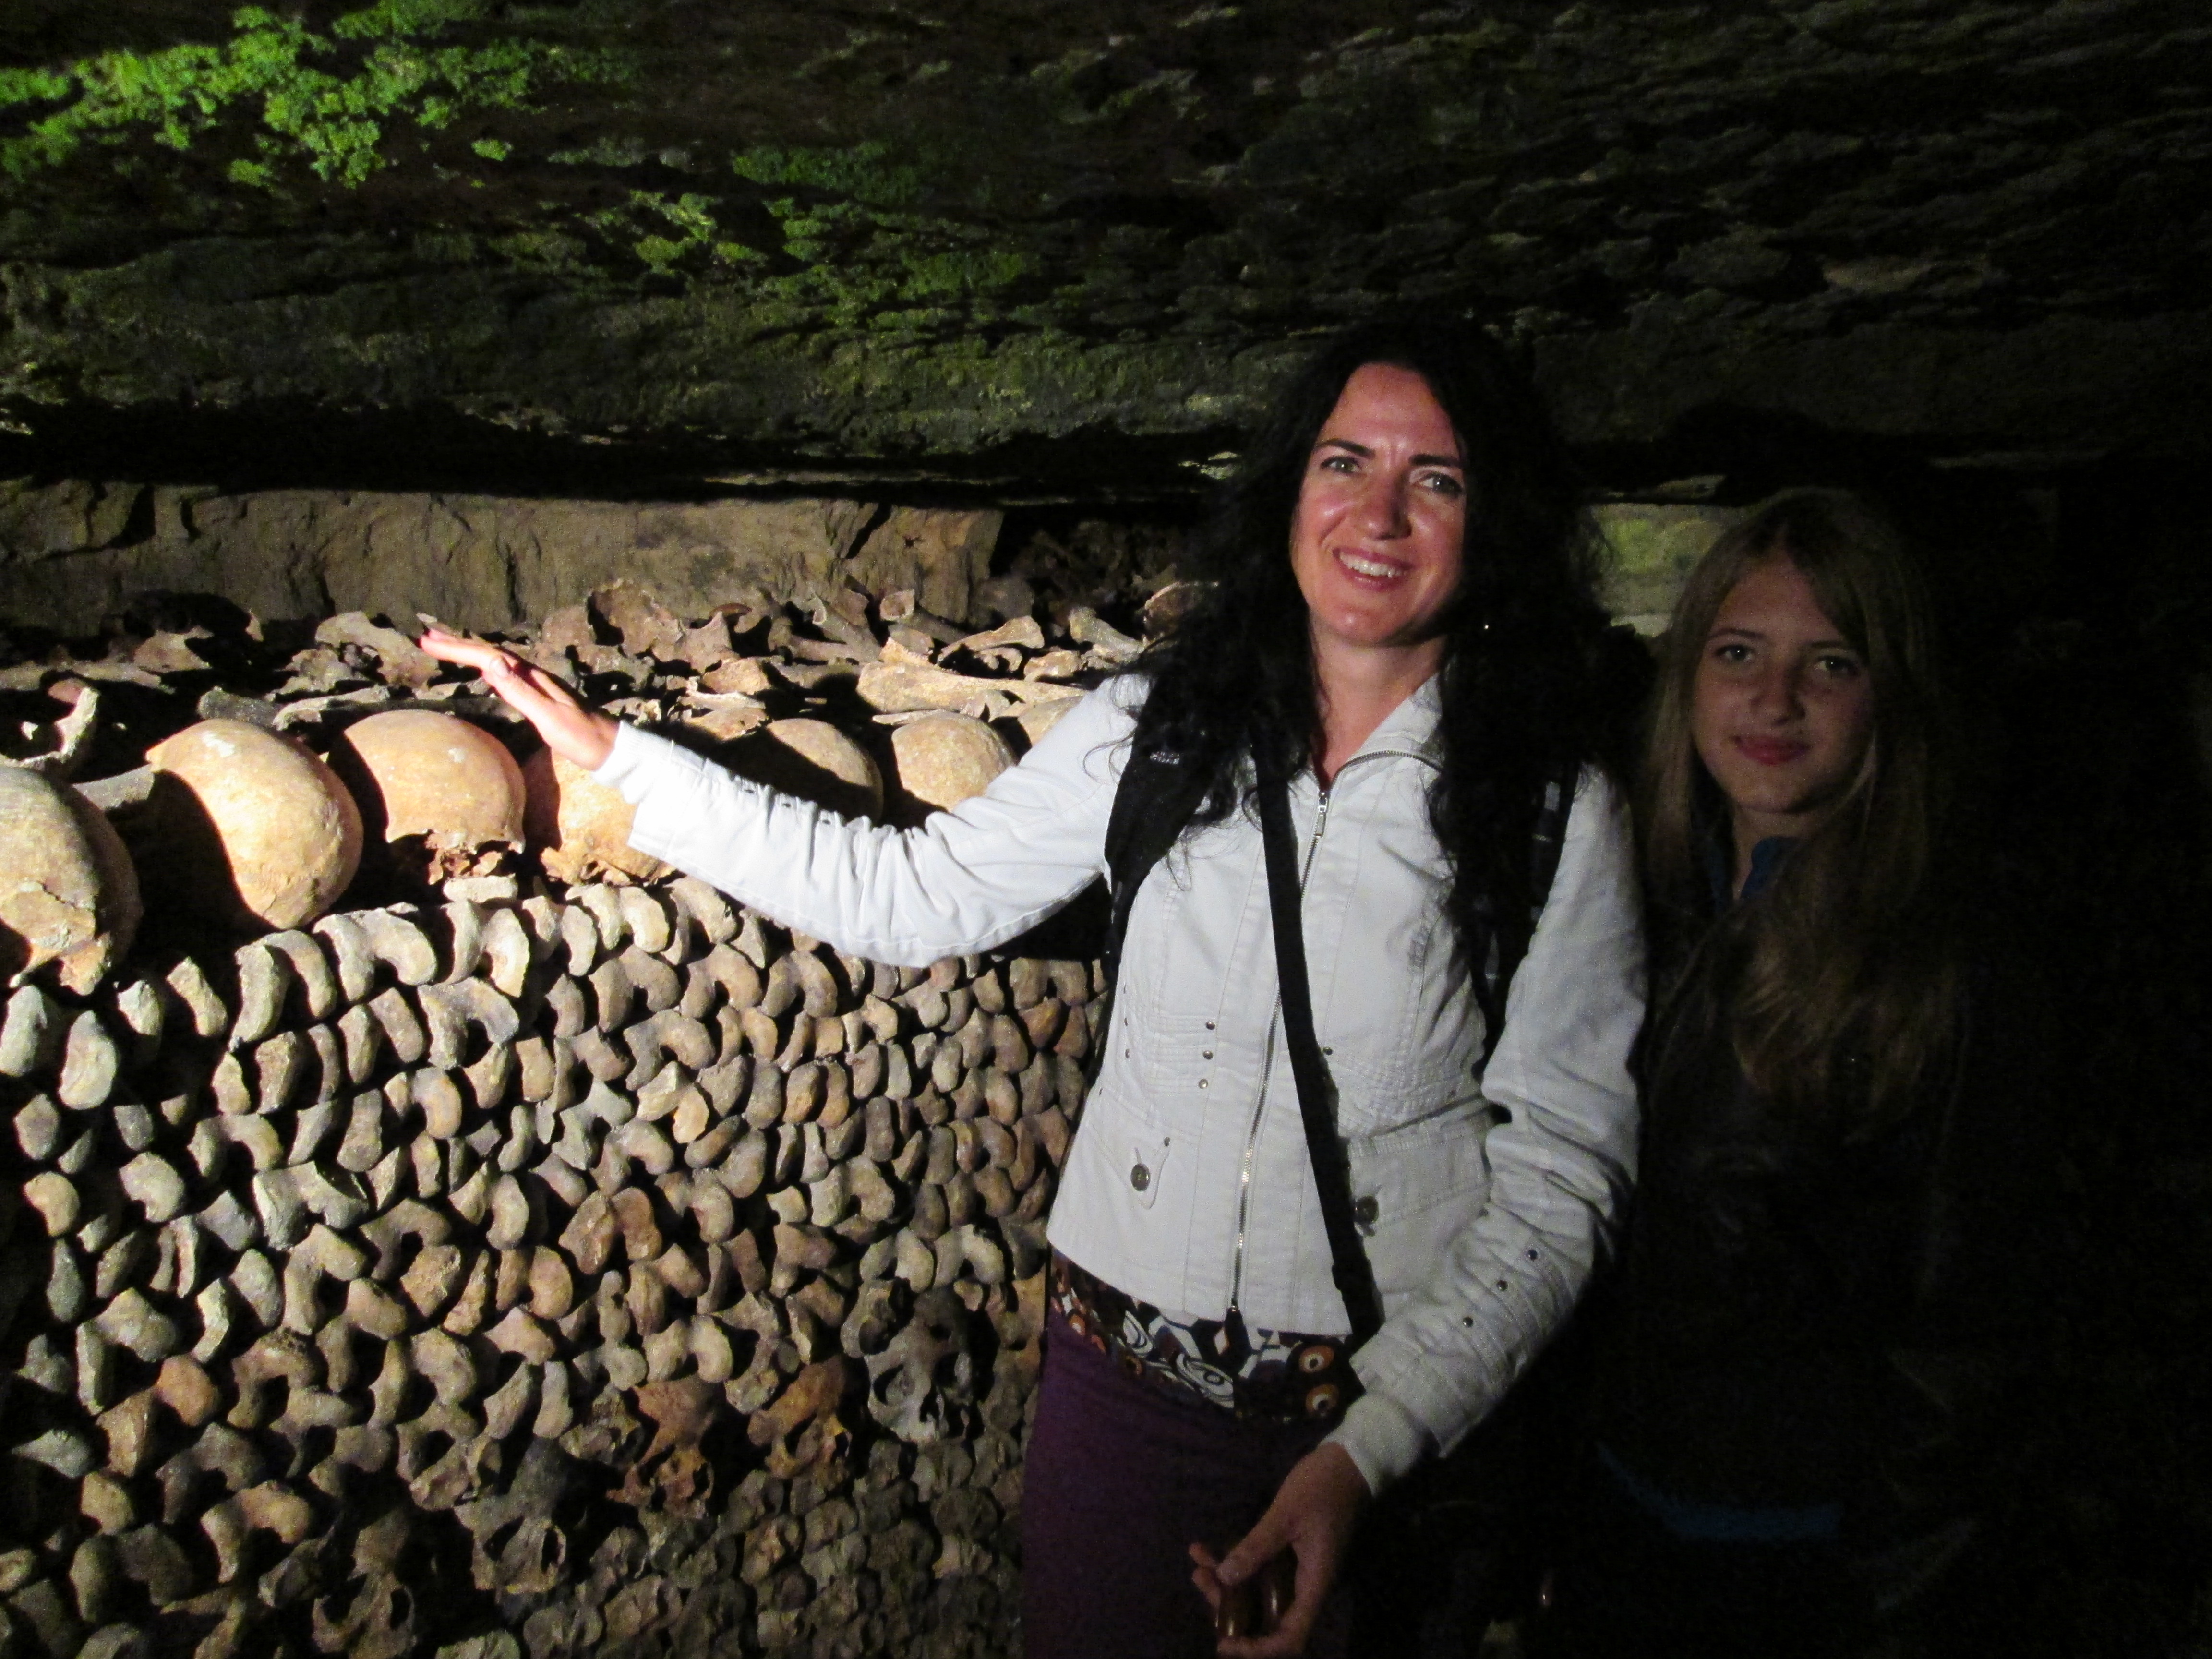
[{"x1": 0, "y1": 574, "x2": 1184, "y2": 1659}]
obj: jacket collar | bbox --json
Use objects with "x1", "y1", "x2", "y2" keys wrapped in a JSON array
[
  {"x1": 1336, "y1": 670, "x2": 1445, "y2": 773},
  {"x1": 1702, "y1": 830, "x2": 1797, "y2": 906}
]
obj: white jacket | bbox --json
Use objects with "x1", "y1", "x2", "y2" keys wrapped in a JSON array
[{"x1": 594, "y1": 672, "x2": 1644, "y2": 1493}]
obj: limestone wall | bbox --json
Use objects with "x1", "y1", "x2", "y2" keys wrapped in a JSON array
[
  {"x1": 0, "y1": 473, "x2": 1739, "y2": 650},
  {"x1": 0, "y1": 482, "x2": 1002, "y2": 637}
]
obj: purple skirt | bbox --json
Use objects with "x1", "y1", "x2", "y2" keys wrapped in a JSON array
[{"x1": 1021, "y1": 1305, "x2": 1353, "y2": 1659}]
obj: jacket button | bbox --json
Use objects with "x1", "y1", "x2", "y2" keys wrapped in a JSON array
[
  {"x1": 1494, "y1": 1280, "x2": 1510, "y2": 1293},
  {"x1": 1130, "y1": 1163, "x2": 1150, "y2": 1191},
  {"x1": 1205, "y1": 1020, "x2": 1215, "y2": 1030},
  {"x1": 1202, "y1": 1049, "x2": 1214, "y2": 1059},
  {"x1": 1197, "y1": 1079, "x2": 1209, "y2": 1089},
  {"x1": 1352, "y1": 1196, "x2": 1379, "y2": 1227}
]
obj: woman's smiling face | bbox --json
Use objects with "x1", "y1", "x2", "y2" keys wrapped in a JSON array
[
  {"x1": 1289, "y1": 362, "x2": 1468, "y2": 671},
  {"x1": 1692, "y1": 553, "x2": 1876, "y2": 849}
]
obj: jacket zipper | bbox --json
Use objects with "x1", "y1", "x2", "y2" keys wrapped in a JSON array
[{"x1": 1228, "y1": 779, "x2": 1333, "y2": 1316}]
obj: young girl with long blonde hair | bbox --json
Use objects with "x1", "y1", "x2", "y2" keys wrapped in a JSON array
[{"x1": 1550, "y1": 489, "x2": 2052, "y2": 1658}]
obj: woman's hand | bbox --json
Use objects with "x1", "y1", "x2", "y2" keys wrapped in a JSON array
[
  {"x1": 1190, "y1": 1443, "x2": 1371, "y2": 1657},
  {"x1": 418, "y1": 627, "x2": 618, "y2": 771}
]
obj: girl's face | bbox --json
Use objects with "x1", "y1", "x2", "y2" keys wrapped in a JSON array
[
  {"x1": 1691, "y1": 554, "x2": 1876, "y2": 849},
  {"x1": 1289, "y1": 362, "x2": 1468, "y2": 668}
]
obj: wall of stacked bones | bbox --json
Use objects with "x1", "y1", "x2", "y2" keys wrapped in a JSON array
[{"x1": 0, "y1": 569, "x2": 1170, "y2": 1659}]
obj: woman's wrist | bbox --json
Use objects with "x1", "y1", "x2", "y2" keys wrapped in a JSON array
[{"x1": 567, "y1": 711, "x2": 619, "y2": 771}]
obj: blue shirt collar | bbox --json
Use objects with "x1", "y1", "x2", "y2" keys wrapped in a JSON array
[{"x1": 1707, "y1": 834, "x2": 1798, "y2": 905}]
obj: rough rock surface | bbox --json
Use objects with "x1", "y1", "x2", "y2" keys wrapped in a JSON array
[
  {"x1": 0, "y1": 485, "x2": 997, "y2": 636},
  {"x1": 0, "y1": 2, "x2": 2205, "y2": 491}
]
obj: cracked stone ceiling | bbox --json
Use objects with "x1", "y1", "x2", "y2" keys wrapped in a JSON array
[{"x1": 0, "y1": 0, "x2": 2206, "y2": 499}]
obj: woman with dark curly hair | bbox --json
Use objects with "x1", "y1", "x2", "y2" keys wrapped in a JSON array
[{"x1": 424, "y1": 315, "x2": 1645, "y2": 1659}]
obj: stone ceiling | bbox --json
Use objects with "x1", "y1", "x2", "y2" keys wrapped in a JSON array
[{"x1": 1, "y1": 0, "x2": 2207, "y2": 499}]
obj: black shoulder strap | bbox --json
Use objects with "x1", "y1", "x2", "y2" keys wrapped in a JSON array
[
  {"x1": 1100, "y1": 739, "x2": 1213, "y2": 990},
  {"x1": 1527, "y1": 763, "x2": 1576, "y2": 914},
  {"x1": 1257, "y1": 770, "x2": 1386, "y2": 1344},
  {"x1": 1258, "y1": 759, "x2": 1583, "y2": 1346},
  {"x1": 1472, "y1": 759, "x2": 1582, "y2": 1064}
]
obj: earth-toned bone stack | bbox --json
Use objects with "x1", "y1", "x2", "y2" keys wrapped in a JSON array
[
  {"x1": 0, "y1": 568, "x2": 1179, "y2": 1659},
  {"x1": 0, "y1": 882, "x2": 1096, "y2": 1658}
]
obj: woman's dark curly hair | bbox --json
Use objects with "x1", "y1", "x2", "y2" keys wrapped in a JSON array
[{"x1": 1132, "y1": 314, "x2": 1619, "y2": 996}]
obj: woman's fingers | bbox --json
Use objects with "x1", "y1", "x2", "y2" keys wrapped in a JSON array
[
  {"x1": 1204, "y1": 1444, "x2": 1371, "y2": 1658},
  {"x1": 1212, "y1": 1567, "x2": 1320, "y2": 1655},
  {"x1": 419, "y1": 628, "x2": 566, "y2": 723},
  {"x1": 417, "y1": 626, "x2": 507, "y2": 675},
  {"x1": 416, "y1": 627, "x2": 619, "y2": 771},
  {"x1": 1189, "y1": 1542, "x2": 1228, "y2": 1618}
]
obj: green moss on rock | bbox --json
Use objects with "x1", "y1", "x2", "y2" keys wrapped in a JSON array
[{"x1": 0, "y1": 0, "x2": 630, "y2": 189}]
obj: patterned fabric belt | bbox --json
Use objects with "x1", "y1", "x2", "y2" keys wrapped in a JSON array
[{"x1": 1051, "y1": 1251, "x2": 1363, "y2": 1427}]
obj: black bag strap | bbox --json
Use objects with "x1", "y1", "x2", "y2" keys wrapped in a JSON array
[
  {"x1": 1256, "y1": 769, "x2": 1386, "y2": 1345},
  {"x1": 1252, "y1": 758, "x2": 1582, "y2": 1347},
  {"x1": 1527, "y1": 764, "x2": 1576, "y2": 926},
  {"x1": 1100, "y1": 740, "x2": 1214, "y2": 990},
  {"x1": 1470, "y1": 760, "x2": 1581, "y2": 1065}
]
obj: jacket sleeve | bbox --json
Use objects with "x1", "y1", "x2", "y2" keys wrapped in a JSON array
[
  {"x1": 589, "y1": 682, "x2": 1135, "y2": 966},
  {"x1": 1327, "y1": 768, "x2": 1646, "y2": 1493}
]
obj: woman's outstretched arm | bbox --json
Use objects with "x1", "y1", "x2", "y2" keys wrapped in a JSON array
[{"x1": 422, "y1": 625, "x2": 1136, "y2": 967}]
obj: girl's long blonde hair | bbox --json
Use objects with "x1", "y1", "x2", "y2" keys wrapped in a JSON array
[{"x1": 1642, "y1": 489, "x2": 1961, "y2": 1135}]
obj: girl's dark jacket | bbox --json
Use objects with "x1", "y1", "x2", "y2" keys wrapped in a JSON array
[{"x1": 1593, "y1": 906, "x2": 2063, "y2": 1635}]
